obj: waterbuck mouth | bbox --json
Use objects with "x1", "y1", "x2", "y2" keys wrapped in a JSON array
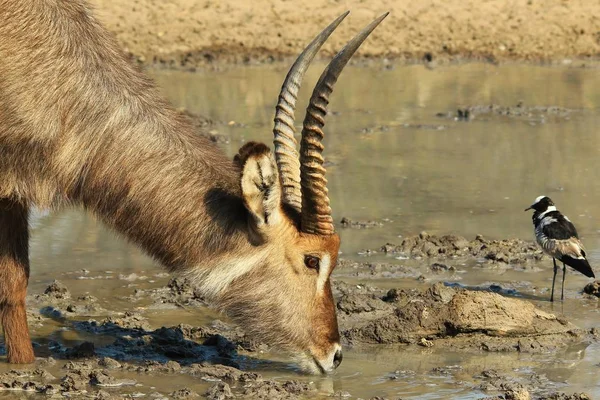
[
  {"x1": 311, "y1": 356, "x2": 327, "y2": 375},
  {"x1": 303, "y1": 342, "x2": 343, "y2": 375},
  {"x1": 292, "y1": 351, "x2": 333, "y2": 375}
]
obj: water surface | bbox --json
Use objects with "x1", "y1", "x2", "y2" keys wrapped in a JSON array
[{"x1": 24, "y1": 63, "x2": 600, "y2": 398}]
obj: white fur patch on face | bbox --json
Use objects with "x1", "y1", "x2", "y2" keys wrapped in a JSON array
[
  {"x1": 316, "y1": 253, "x2": 331, "y2": 292},
  {"x1": 534, "y1": 195, "x2": 546, "y2": 204},
  {"x1": 187, "y1": 249, "x2": 267, "y2": 298}
]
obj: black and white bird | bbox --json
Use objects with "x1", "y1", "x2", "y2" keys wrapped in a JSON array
[{"x1": 525, "y1": 196, "x2": 595, "y2": 301}]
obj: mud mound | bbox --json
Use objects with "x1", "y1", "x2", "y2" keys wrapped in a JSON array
[
  {"x1": 336, "y1": 259, "x2": 420, "y2": 280},
  {"x1": 379, "y1": 232, "x2": 543, "y2": 264},
  {"x1": 0, "y1": 361, "x2": 312, "y2": 399},
  {"x1": 483, "y1": 392, "x2": 591, "y2": 400},
  {"x1": 21, "y1": 272, "x2": 595, "y2": 398},
  {"x1": 71, "y1": 316, "x2": 247, "y2": 365},
  {"x1": 583, "y1": 281, "x2": 600, "y2": 298},
  {"x1": 126, "y1": 276, "x2": 212, "y2": 309},
  {"x1": 29, "y1": 280, "x2": 106, "y2": 318},
  {"x1": 437, "y1": 103, "x2": 576, "y2": 123},
  {"x1": 340, "y1": 283, "x2": 596, "y2": 351},
  {"x1": 340, "y1": 217, "x2": 384, "y2": 229}
]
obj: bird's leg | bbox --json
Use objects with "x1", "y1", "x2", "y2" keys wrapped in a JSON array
[
  {"x1": 561, "y1": 262, "x2": 567, "y2": 301},
  {"x1": 551, "y1": 258, "x2": 558, "y2": 302}
]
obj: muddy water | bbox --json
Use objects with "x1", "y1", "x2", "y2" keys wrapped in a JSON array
[{"x1": 21, "y1": 64, "x2": 600, "y2": 398}]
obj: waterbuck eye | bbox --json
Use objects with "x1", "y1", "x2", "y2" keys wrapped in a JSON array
[{"x1": 304, "y1": 255, "x2": 320, "y2": 271}]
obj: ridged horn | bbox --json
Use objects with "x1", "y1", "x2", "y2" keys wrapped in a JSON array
[
  {"x1": 273, "y1": 12, "x2": 349, "y2": 214},
  {"x1": 300, "y1": 12, "x2": 389, "y2": 235}
]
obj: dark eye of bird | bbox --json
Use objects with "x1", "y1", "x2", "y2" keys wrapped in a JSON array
[{"x1": 304, "y1": 255, "x2": 320, "y2": 271}]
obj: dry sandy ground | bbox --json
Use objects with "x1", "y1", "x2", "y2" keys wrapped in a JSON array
[{"x1": 89, "y1": 0, "x2": 600, "y2": 67}]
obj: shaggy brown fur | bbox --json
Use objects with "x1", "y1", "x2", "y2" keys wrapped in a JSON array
[{"x1": 0, "y1": 0, "x2": 342, "y2": 371}]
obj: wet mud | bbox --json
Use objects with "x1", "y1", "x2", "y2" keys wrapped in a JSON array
[
  {"x1": 436, "y1": 103, "x2": 577, "y2": 123},
  {"x1": 583, "y1": 281, "x2": 600, "y2": 298},
  {"x1": 7, "y1": 281, "x2": 311, "y2": 399},
  {"x1": 6, "y1": 253, "x2": 595, "y2": 399},
  {"x1": 381, "y1": 366, "x2": 594, "y2": 400},
  {"x1": 374, "y1": 232, "x2": 544, "y2": 266},
  {"x1": 0, "y1": 361, "x2": 311, "y2": 399},
  {"x1": 338, "y1": 282, "x2": 598, "y2": 351},
  {"x1": 340, "y1": 217, "x2": 385, "y2": 229}
]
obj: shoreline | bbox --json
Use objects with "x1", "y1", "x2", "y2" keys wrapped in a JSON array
[{"x1": 140, "y1": 52, "x2": 600, "y2": 73}]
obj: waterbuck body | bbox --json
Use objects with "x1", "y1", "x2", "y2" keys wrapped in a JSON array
[{"x1": 0, "y1": 0, "x2": 386, "y2": 373}]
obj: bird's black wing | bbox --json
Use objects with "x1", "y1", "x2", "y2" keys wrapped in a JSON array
[
  {"x1": 559, "y1": 254, "x2": 595, "y2": 278},
  {"x1": 541, "y1": 211, "x2": 579, "y2": 240}
]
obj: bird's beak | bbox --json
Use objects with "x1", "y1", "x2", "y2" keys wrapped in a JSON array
[{"x1": 524, "y1": 206, "x2": 532, "y2": 211}]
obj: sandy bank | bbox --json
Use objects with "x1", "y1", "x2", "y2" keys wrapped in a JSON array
[{"x1": 90, "y1": 0, "x2": 600, "y2": 68}]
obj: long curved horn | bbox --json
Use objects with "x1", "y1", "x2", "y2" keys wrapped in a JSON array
[
  {"x1": 273, "y1": 12, "x2": 349, "y2": 214},
  {"x1": 300, "y1": 12, "x2": 389, "y2": 235}
]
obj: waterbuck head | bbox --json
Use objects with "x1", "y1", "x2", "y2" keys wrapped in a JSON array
[{"x1": 217, "y1": 12, "x2": 387, "y2": 374}]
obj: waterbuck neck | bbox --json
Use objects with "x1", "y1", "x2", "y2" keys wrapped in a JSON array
[
  {"x1": 0, "y1": 0, "x2": 251, "y2": 271},
  {"x1": 68, "y1": 115, "x2": 249, "y2": 272}
]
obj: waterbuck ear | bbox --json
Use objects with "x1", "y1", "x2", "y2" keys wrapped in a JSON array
[{"x1": 236, "y1": 142, "x2": 283, "y2": 229}]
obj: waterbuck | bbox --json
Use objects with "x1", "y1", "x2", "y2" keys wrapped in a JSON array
[{"x1": 0, "y1": 0, "x2": 387, "y2": 373}]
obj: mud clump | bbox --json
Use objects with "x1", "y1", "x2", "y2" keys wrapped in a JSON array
[
  {"x1": 71, "y1": 313, "x2": 268, "y2": 366},
  {"x1": 430, "y1": 262, "x2": 456, "y2": 273},
  {"x1": 340, "y1": 217, "x2": 384, "y2": 229},
  {"x1": 179, "y1": 321, "x2": 267, "y2": 353},
  {"x1": 65, "y1": 342, "x2": 96, "y2": 359},
  {"x1": 583, "y1": 281, "x2": 600, "y2": 297},
  {"x1": 69, "y1": 316, "x2": 217, "y2": 364},
  {"x1": 188, "y1": 363, "x2": 259, "y2": 381},
  {"x1": 335, "y1": 259, "x2": 419, "y2": 280},
  {"x1": 34, "y1": 280, "x2": 267, "y2": 364},
  {"x1": 437, "y1": 103, "x2": 576, "y2": 123},
  {"x1": 172, "y1": 387, "x2": 202, "y2": 399},
  {"x1": 0, "y1": 369, "x2": 55, "y2": 392},
  {"x1": 31, "y1": 281, "x2": 105, "y2": 318},
  {"x1": 164, "y1": 276, "x2": 208, "y2": 306},
  {"x1": 482, "y1": 391, "x2": 591, "y2": 400},
  {"x1": 0, "y1": 366, "x2": 134, "y2": 396},
  {"x1": 337, "y1": 291, "x2": 394, "y2": 315},
  {"x1": 0, "y1": 360, "x2": 311, "y2": 399},
  {"x1": 241, "y1": 380, "x2": 311, "y2": 399},
  {"x1": 206, "y1": 382, "x2": 233, "y2": 400},
  {"x1": 130, "y1": 276, "x2": 208, "y2": 308},
  {"x1": 379, "y1": 232, "x2": 543, "y2": 265},
  {"x1": 43, "y1": 280, "x2": 70, "y2": 298},
  {"x1": 191, "y1": 364, "x2": 312, "y2": 399},
  {"x1": 340, "y1": 283, "x2": 595, "y2": 351}
]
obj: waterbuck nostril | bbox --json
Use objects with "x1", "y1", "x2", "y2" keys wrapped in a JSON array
[{"x1": 333, "y1": 349, "x2": 343, "y2": 369}]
